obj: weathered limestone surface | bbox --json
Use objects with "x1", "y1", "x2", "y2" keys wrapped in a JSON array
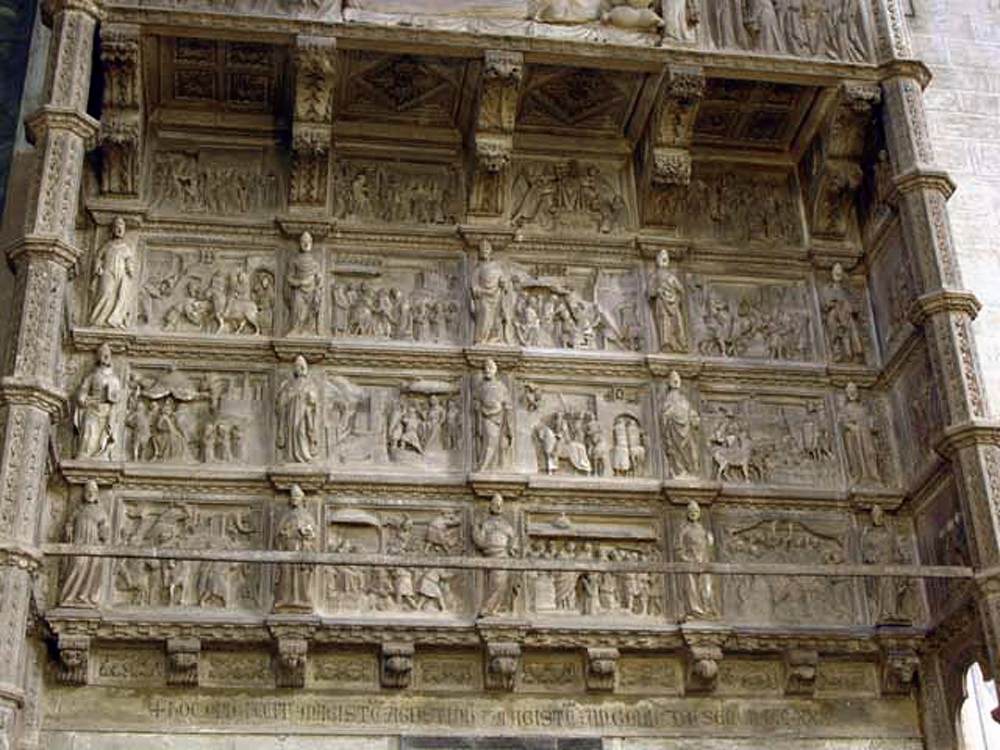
[{"x1": 0, "y1": 1, "x2": 998, "y2": 749}]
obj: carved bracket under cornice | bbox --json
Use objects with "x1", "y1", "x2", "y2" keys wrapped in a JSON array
[
  {"x1": 98, "y1": 23, "x2": 142, "y2": 199},
  {"x1": 166, "y1": 636, "x2": 200, "y2": 687},
  {"x1": 650, "y1": 66, "x2": 705, "y2": 189},
  {"x1": 469, "y1": 50, "x2": 523, "y2": 221},
  {"x1": 290, "y1": 36, "x2": 337, "y2": 211},
  {"x1": 484, "y1": 640, "x2": 521, "y2": 691}
]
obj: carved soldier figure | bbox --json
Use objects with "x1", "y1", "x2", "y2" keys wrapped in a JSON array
[
  {"x1": 473, "y1": 493, "x2": 518, "y2": 617},
  {"x1": 676, "y1": 501, "x2": 718, "y2": 621},
  {"x1": 824, "y1": 263, "x2": 864, "y2": 363},
  {"x1": 60, "y1": 481, "x2": 110, "y2": 608},
  {"x1": 273, "y1": 484, "x2": 317, "y2": 613},
  {"x1": 473, "y1": 358, "x2": 513, "y2": 471},
  {"x1": 649, "y1": 250, "x2": 687, "y2": 353},
  {"x1": 74, "y1": 343, "x2": 122, "y2": 460},
  {"x1": 861, "y1": 506, "x2": 912, "y2": 625},
  {"x1": 660, "y1": 371, "x2": 701, "y2": 478},
  {"x1": 470, "y1": 240, "x2": 509, "y2": 345},
  {"x1": 275, "y1": 355, "x2": 319, "y2": 463},
  {"x1": 285, "y1": 231, "x2": 322, "y2": 335},
  {"x1": 88, "y1": 216, "x2": 136, "y2": 328},
  {"x1": 841, "y1": 382, "x2": 879, "y2": 484}
]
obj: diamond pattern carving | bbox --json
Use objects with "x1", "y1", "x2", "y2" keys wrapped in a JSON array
[{"x1": 518, "y1": 65, "x2": 644, "y2": 137}]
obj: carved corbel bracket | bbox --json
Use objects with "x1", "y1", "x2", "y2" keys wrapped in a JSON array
[
  {"x1": 682, "y1": 630, "x2": 727, "y2": 694},
  {"x1": 290, "y1": 37, "x2": 337, "y2": 210},
  {"x1": 484, "y1": 641, "x2": 521, "y2": 691},
  {"x1": 274, "y1": 637, "x2": 308, "y2": 688},
  {"x1": 881, "y1": 647, "x2": 920, "y2": 696},
  {"x1": 380, "y1": 641, "x2": 415, "y2": 689},
  {"x1": 784, "y1": 649, "x2": 819, "y2": 696},
  {"x1": 650, "y1": 67, "x2": 705, "y2": 189},
  {"x1": 585, "y1": 647, "x2": 619, "y2": 692},
  {"x1": 98, "y1": 23, "x2": 142, "y2": 198},
  {"x1": 469, "y1": 50, "x2": 524, "y2": 219},
  {"x1": 56, "y1": 634, "x2": 91, "y2": 686},
  {"x1": 166, "y1": 636, "x2": 201, "y2": 687}
]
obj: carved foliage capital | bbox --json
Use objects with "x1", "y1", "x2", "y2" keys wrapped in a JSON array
[
  {"x1": 666, "y1": 68, "x2": 706, "y2": 103},
  {"x1": 652, "y1": 148, "x2": 692, "y2": 187},
  {"x1": 294, "y1": 37, "x2": 338, "y2": 125}
]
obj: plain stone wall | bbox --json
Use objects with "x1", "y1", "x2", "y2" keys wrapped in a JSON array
[{"x1": 908, "y1": 0, "x2": 1000, "y2": 414}]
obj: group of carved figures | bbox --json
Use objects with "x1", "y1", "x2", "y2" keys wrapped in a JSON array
[
  {"x1": 86, "y1": 226, "x2": 866, "y2": 368},
  {"x1": 59, "y1": 484, "x2": 912, "y2": 627},
  {"x1": 73, "y1": 346, "x2": 884, "y2": 489}
]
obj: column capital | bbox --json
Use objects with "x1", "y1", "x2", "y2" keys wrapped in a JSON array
[
  {"x1": 936, "y1": 421, "x2": 1000, "y2": 458},
  {"x1": 3, "y1": 235, "x2": 83, "y2": 269},
  {"x1": 0, "y1": 378, "x2": 68, "y2": 417},
  {"x1": 909, "y1": 289, "x2": 982, "y2": 326},
  {"x1": 0, "y1": 544, "x2": 44, "y2": 573},
  {"x1": 42, "y1": 0, "x2": 103, "y2": 22},
  {"x1": 894, "y1": 168, "x2": 957, "y2": 200},
  {"x1": 25, "y1": 106, "x2": 99, "y2": 147}
]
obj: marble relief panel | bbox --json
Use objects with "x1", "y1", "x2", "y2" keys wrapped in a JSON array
[
  {"x1": 332, "y1": 158, "x2": 462, "y2": 226},
  {"x1": 138, "y1": 246, "x2": 277, "y2": 336},
  {"x1": 414, "y1": 651, "x2": 483, "y2": 692},
  {"x1": 524, "y1": 510, "x2": 665, "y2": 621},
  {"x1": 915, "y1": 479, "x2": 971, "y2": 613},
  {"x1": 323, "y1": 500, "x2": 470, "y2": 618},
  {"x1": 869, "y1": 228, "x2": 917, "y2": 361},
  {"x1": 890, "y1": 348, "x2": 942, "y2": 482},
  {"x1": 716, "y1": 509, "x2": 857, "y2": 626},
  {"x1": 699, "y1": 392, "x2": 841, "y2": 487},
  {"x1": 518, "y1": 380, "x2": 654, "y2": 479},
  {"x1": 324, "y1": 371, "x2": 464, "y2": 472},
  {"x1": 688, "y1": 275, "x2": 815, "y2": 362},
  {"x1": 111, "y1": 493, "x2": 265, "y2": 611},
  {"x1": 518, "y1": 651, "x2": 585, "y2": 693},
  {"x1": 124, "y1": 364, "x2": 271, "y2": 466},
  {"x1": 311, "y1": 650, "x2": 379, "y2": 689},
  {"x1": 329, "y1": 251, "x2": 465, "y2": 344}
]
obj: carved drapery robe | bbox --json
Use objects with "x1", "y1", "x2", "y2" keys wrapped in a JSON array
[
  {"x1": 661, "y1": 389, "x2": 700, "y2": 478},
  {"x1": 60, "y1": 502, "x2": 109, "y2": 607},
  {"x1": 275, "y1": 375, "x2": 319, "y2": 463},
  {"x1": 273, "y1": 506, "x2": 316, "y2": 613},
  {"x1": 475, "y1": 378, "x2": 512, "y2": 471},
  {"x1": 89, "y1": 236, "x2": 135, "y2": 328},
  {"x1": 677, "y1": 519, "x2": 716, "y2": 619},
  {"x1": 75, "y1": 364, "x2": 122, "y2": 459},
  {"x1": 286, "y1": 254, "x2": 322, "y2": 335},
  {"x1": 842, "y1": 400, "x2": 879, "y2": 483},
  {"x1": 471, "y1": 259, "x2": 507, "y2": 344},
  {"x1": 650, "y1": 266, "x2": 687, "y2": 352},
  {"x1": 474, "y1": 514, "x2": 517, "y2": 616}
]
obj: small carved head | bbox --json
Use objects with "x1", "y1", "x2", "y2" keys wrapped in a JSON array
[
  {"x1": 293, "y1": 355, "x2": 308, "y2": 378},
  {"x1": 111, "y1": 216, "x2": 126, "y2": 238},
  {"x1": 656, "y1": 249, "x2": 670, "y2": 268},
  {"x1": 483, "y1": 358, "x2": 498, "y2": 379},
  {"x1": 84, "y1": 480, "x2": 100, "y2": 504},
  {"x1": 668, "y1": 370, "x2": 682, "y2": 389},
  {"x1": 845, "y1": 382, "x2": 859, "y2": 401},
  {"x1": 871, "y1": 505, "x2": 885, "y2": 527},
  {"x1": 686, "y1": 500, "x2": 701, "y2": 522},
  {"x1": 832, "y1": 263, "x2": 845, "y2": 283},
  {"x1": 479, "y1": 239, "x2": 493, "y2": 261},
  {"x1": 96, "y1": 342, "x2": 113, "y2": 367},
  {"x1": 693, "y1": 657, "x2": 718, "y2": 681},
  {"x1": 489, "y1": 493, "x2": 504, "y2": 515},
  {"x1": 289, "y1": 484, "x2": 305, "y2": 507},
  {"x1": 299, "y1": 231, "x2": 313, "y2": 253}
]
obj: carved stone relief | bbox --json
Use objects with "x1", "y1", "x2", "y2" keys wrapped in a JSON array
[
  {"x1": 73, "y1": 344, "x2": 123, "y2": 461},
  {"x1": 87, "y1": 217, "x2": 137, "y2": 329},
  {"x1": 819, "y1": 263, "x2": 873, "y2": 366},
  {"x1": 525, "y1": 511, "x2": 663, "y2": 620},
  {"x1": 674, "y1": 500, "x2": 718, "y2": 621},
  {"x1": 272, "y1": 485, "x2": 318, "y2": 614},
  {"x1": 331, "y1": 253, "x2": 464, "y2": 344},
  {"x1": 838, "y1": 382, "x2": 895, "y2": 487},
  {"x1": 519, "y1": 652, "x2": 584, "y2": 692},
  {"x1": 138, "y1": 247, "x2": 275, "y2": 336},
  {"x1": 510, "y1": 158, "x2": 629, "y2": 234},
  {"x1": 112, "y1": 494, "x2": 263, "y2": 611},
  {"x1": 59, "y1": 481, "x2": 109, "y2": 608},
  {"x1": 916, "y1": 479, "x2": 970, "y2": 612},
  {"x1": 285, "y1": 232, "x2": 325, "y2": 337},
  {"x1": 719, "y1": 511, "x2": 855, "y2": 626},
  {"x1": 151, "y1": 146, "x2": 282, "y2": 216},
  {"x1": 891, "y1": 350, "x2": 942, "y2": 481},
  {"x1": 705, "y1": 0, "x2": 874, "y2": 61},
  {"x1": 689, "y1": 276, "x2": 814, "y2": 362},
  {"x1": 701, "y1": 394, "x2": 839, "y2": 487},
  {"x1": 125, "y1": 364, "x2": 269, "y2": 465},
  {"x1": 324, "y1": 502, "x2": 468, "y2": 617},
  {"x1": 473, "y1": 359, "x2": 515, "y2": 473},
  {"x1": 645, "y1": 164, "x2": 801, "y2": 246},
  {"x1": 474, "y1": 494, "x2": 520, "y2": 617},
  {"x1": 869, "y1": 228, "x2": 917, "y2": 360},
  {"x1": 520, "y1": 381, "x2": 652, "y2": 479},
  {"x1": 332, "y1": 159, "x2": 461, "y2": 225},
  {"x1": 860, "y1": 507, "x2": 915, "y2": 625},
  {"x1": 659, "y1": 371, "x2": 701, "y2": 480}
]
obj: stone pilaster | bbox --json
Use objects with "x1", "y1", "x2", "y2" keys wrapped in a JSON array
[
  {"x1": 289, "y1": 36, "x2": 336, "y2": 213},
  {"x1": 0, "y1": 1, "x2": 100, "y2": 747},
  {"x1": 98, "y1": 23, "x2": 142, "y2": 199}
]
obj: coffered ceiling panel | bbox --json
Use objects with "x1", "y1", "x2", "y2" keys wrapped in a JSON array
[{"x1": 693, "y1": 79, "x2": 819, "y2": 152}]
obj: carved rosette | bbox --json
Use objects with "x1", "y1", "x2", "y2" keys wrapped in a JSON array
[
  {"x1": 98, "y1": 24, "x2": 143, "y2": 198},
  {"x1": 585, "y1": 647, "x2": 619, "y2": 692},
  {"x1": 166, "y1": 637, "x2": 201, "y2": 687},
  {"x1": 290, "y1": 37, "x2": 337, "y2": 210},
  {"x1": 484, "y1": 641, "x2": 521, "y2": 691},
  {"x1": 380, "y1": 641, "x2": 415, "y2": 689}
]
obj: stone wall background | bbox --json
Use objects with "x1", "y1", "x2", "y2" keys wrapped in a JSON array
[{"x1": 909, "y1": 0, "x2": 1000, "y2": 413}]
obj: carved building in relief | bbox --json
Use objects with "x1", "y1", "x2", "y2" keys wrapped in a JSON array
[{"x1": 0, "y1": 1, "x2": 996, "y2": 749}]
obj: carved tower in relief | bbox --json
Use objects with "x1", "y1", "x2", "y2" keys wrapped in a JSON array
[{"x1": 0, "y1": 1, "x2": 995, "y2": 749}]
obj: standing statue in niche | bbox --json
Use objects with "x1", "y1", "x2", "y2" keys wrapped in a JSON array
[
  {"x1": 60, "y1": 480, "x2": 110, "y2": 607},
  {"x1": 473, "y1": 493, "x2": 518, "y2": 617},
  {"x1": 471, "y1": 240, "x2": 509, "y2": 345},
  {"x1": 841, "y1": 382, "x2": 879, "y2": 484},
  {"x1": 824, "y1": 263, "x2": 864, "y2": 363},
  {"x1": 474, "y1": 358, "x2": 513, "y2": 472},
  {"x1": 272, "y1": 484, "x2": 317, "y2": 613},
  {"x1": 660, "y1": 371, "x2": 701, "y2": 478},
  {"x1": 861, "y1": 506, "x2": 912, "y2": 625},
  {"x1": 74, "y1": 343, "x2": 122, "y2": 460},
  {"x1": 88, "y1": 216, "x2": 136, "y2": 328},
  {"x1": 285, "y1": 231, "x2": 322, "y2": 336},
  {"x1": 275, "y1": 355, "x2": 319, "y2": 463},
  {"x1": 676, "y1": 500, "x2": 718, "y2": 620},
  {"x1": 649, "y1": 250, "x2": 687, "y2": 353}
]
